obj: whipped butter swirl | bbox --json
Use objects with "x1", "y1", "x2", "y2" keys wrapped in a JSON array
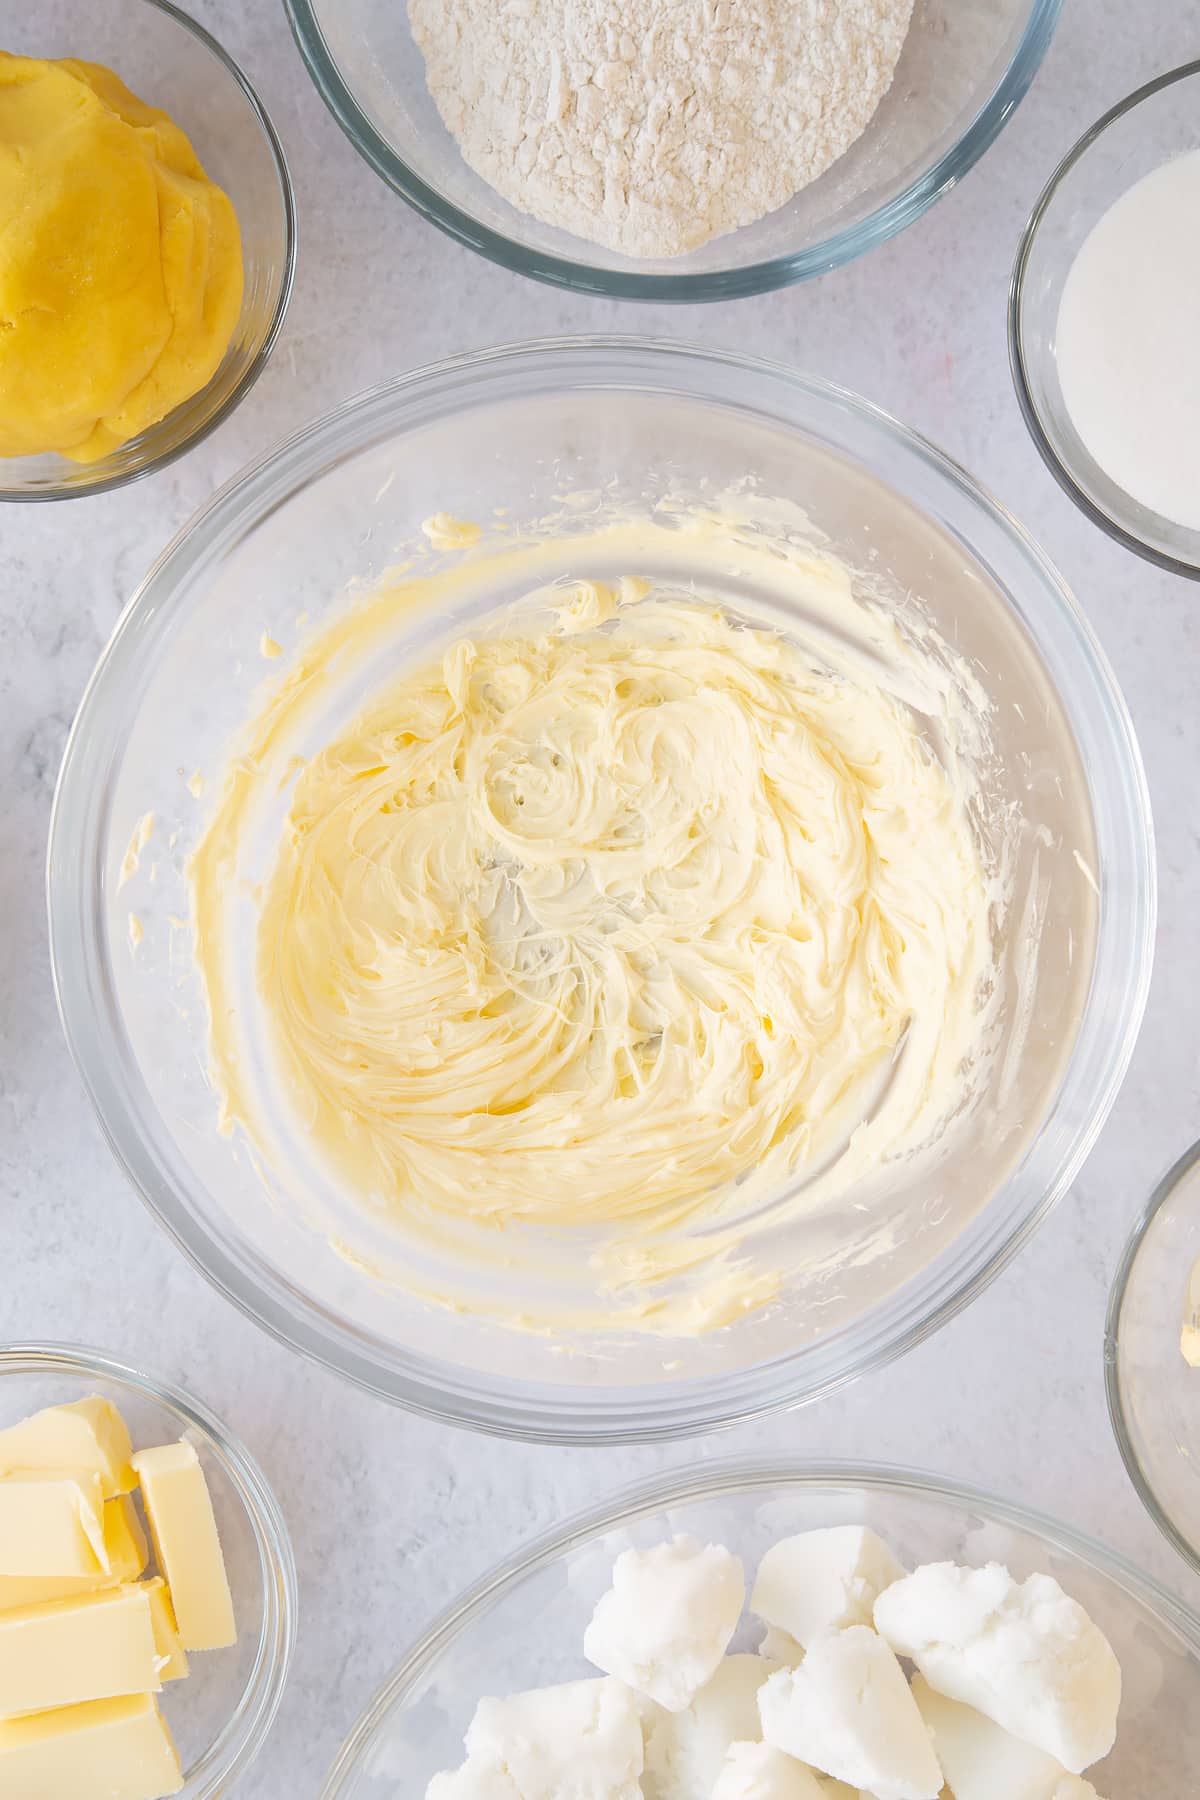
[{"x1": 191, "y1": 512, "x2": 997, "y2": 1335}]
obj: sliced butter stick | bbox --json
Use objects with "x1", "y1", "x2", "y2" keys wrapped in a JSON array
[
  {"x1": 0, "y1": 1694, "x2": 182, "y2": 1799},
  {"x1": 0, "y1": 1470, "x2": 108, "y2": 1577},
  {"x1": 0, "y1": 1585, "x2": 161, "y2": 1718},
  {"x1": 0, "y1": 1397, "x2": 136, "y2": 1498},
  {"x1": 131, "y1": 1441, "x2": 236, "y2": 1650},
  {"x1": 0, "y1": 1493, "x2": 147, "y2": 1611},
  {"x1": 139, "y1": 1577, "x2": 189, "y2": 1683}
]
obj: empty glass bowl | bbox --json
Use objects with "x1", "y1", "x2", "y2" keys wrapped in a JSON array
[
  {"x1": 1, "y1": 0, "x2": 296, "y2": 502},
  {"x1": 284, "y1": 0, "x2": 1061, "y2": 299},
  {"x1": 48, "y1": 340, "x2": 1154, "y2": 1443},
  {"x1": 1107, "y1": 1139, "x2": 1200, "y2": 1578},
  {"x1": 1010, "y1": 61, "x2": 1200, "y2": 577},
  {"x1": 0, "y1": 1343, "x2": 296, "y2": 1794},
  {"x1": 320, "y1": 1458, "x2": 1200, "y2": 1796}
]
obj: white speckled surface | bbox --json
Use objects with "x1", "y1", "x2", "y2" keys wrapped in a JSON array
[{"x1": 2, "y1": 1, "x2": 1199, "y2": 1790}]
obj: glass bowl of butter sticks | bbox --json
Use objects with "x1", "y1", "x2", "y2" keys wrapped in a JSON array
[{"x1": 0, "y1": 1342, "x2": 296, "y2": 1798}]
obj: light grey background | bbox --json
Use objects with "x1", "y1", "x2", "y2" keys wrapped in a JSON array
[{"x1": 2, "y1": 0, "x2": 1198, "y2": 1789}]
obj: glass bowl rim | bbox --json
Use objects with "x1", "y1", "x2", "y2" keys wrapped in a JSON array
[
  {"x1": 282, "y1": 0, "x2": 1062, "y2": 301},
  {"x1": 1105, "y1": 1135, "x2": 1200, "y2": 1580},
  {"x1": 0, "y1": 0, "x2": 298, "y2": 506},
  {"x1": 0, "y1": 1338, "x2": 299, "y2": 1794},
  {"x1": 1008, "y1": 57, "x2": 1200, "y2": 580},
  {"x1": 47, "y1": 335, "x2": 1156, "y2": 1445},
  {"x1": 319, "y1": 1452, "x2": 1200, "y2": 1796}
]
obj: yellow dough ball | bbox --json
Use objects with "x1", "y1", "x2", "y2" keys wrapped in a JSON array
[{"x1": 0, "y1": 52, "x2": 243, "y2": 461}]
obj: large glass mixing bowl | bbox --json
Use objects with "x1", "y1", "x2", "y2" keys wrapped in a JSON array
[
  {"x1": 320, "y1": 1460, "x2": 1200, "y2": 1796},
  {"x1": 48, "y1": 340, "x2": 1154, "y2": 1442},
  {"x1": 284, "y1": 0, "x2": 1061, "y2": 299}
]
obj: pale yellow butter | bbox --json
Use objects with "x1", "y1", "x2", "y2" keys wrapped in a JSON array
[
  {"x1": 0, "y1": 1693, "x2": 183, "y2": 1799},
  {"x1": 0, "y1": 1470, "x2": 108, "y2": 1576},
  {"x1": 131, "y1": 1442, "x2": 236, "y2": 1650},
  {"x1": 0, "y1": 1493, "x2": 147, "y2": 1612},
  {"x1": 139, "y1": 1578, "x2": 189, "y2": 1683},
  {"x1": 191, "y1": 526, "x2": 997, "y2": 1338},
  {"x1": 0, "y1": 1396, "x2": 136, "y2": 1498},
  {"x1": 0, "y1": 1584, "x2": 161, "y2": 1717}
]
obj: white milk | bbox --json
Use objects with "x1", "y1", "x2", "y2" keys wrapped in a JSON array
[{"x1": 1056, "y1": 146, "x2": 1200, "y2": 531}]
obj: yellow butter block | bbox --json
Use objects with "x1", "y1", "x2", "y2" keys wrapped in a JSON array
[
  {"x1": 0, "y1": 1470, "x2": 107, "y2": 1576},
  {"x1": 139, "y1": 1578, "x2": 189, "y2": 1683},
  {"x1": 0, "y1": 1585, "x2": 160, "y2": 1718},
  {"x1": 131, "y1": 1441, "x2": 236, "y2": 1651},
  {"x1": 0, "y1": 1493, "x2": 148, "y2": 1611},
  {"x1": 0, "y1": 1397, "x2": 136, "y2": 1498},
  {"x1": 0, "y1": 1694, "x2": 183, "y2": 1799},
  {"x1": 109, "y1": 1491, "x2": 150, "y2": 1575}
]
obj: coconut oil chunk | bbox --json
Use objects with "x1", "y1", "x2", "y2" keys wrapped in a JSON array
[
  {"x1": 0, "y1": 1694, "x2": 183, "y2": 1799},
  {"x1": 911, "y1": 1674, "x2": 1107, "y2": 1800},
  {"x1": 752, "y1": 1527, "x2": 907, "y2": 1650},
  {"x1": 643, "y1": 1653, "x2": 781, "y2": 1796},
  {"x1": 758, "y1": 1627, "x2": 943, "y2": 1800},
  {"x1": 429, "y1": 1676, "x2": 644, "y2": 1798},
  {"x1": 712, "y1": 1740, "x2": 829, "y2": 1798},
  {"x1": 874, "y1": 1562, "x2": 1120, "y2": 1774},
  {"x1": 584, "y1": 1535, "x2": 745, "y2": 1711},
  {"x1": 131, "y1": 1441, "x2": 236, "y2": 1650}
]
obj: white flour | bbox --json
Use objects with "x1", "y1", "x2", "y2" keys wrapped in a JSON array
[{"x1": 408, "y1": 0, "x2": 915, "y2": 258}]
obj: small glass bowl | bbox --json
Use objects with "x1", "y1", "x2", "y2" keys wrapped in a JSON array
[
  {"x1": 1009, "y1": 61, "x2": 1200, "y2": 578},
  {"x1": 0, "y1": 0, "x2": 296, "y2": 503},
  {"x1": 285, "y1": 0, "x2": 1061, "y2": 300},
  {"x1": 320, "y1": 1458, "x2": 1200, "y2": 1796},
  {"x1": 0, "y1": 1343, "x2": 297, "y2": 1794},
  {"x1": 1106, "y1": 1139, "x2": 1200, "y2": 1578}
]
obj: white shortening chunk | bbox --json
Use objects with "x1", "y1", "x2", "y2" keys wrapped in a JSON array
[
  {"x1": 427, "y1": 1759, "x2": 521, "y2": 1799},
  {"x1": 752, "y1": 1529, "x2": 906, "y2": 1650},
  {"x1": 583, "y1": 1535, "x2": 744, "y2": 1712},
  {"x1": 711, "y1": 1740, "x2": 828, "y2": 1799},
  {"x1": 642, "y1": 1653, "x2": 777, "y2": 1799},
  {"x1": 912, "y1": 1673, "x2": 1077, "y2": 1800},
  {"x1": 1052, "y1": 1783, "x2": 1104, "y2": 1799},
  {"x1": 436, "y1": 1676, "x2": 643, "y2": 1800},
  {"x1": 758, "y1": 1626, "x2": 805, "y2": 1665},
  {"x1": 758, "y1": 1627, "x2": 942, "y2": 1800},
  {"x1": 874, "y1": 1563, "x2": 1121, "y2": 1774}
]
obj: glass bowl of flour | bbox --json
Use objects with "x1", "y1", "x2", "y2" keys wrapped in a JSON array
[
  {"x1": 49, "y1": 339, "x2": 1153, "y2": 1441},
  {"x1": 283, "y1": 0, "x2": 1061, "y2": 298},
  {"x1": 1010, "y1": 61, "x2": 1200, "y2": 578}
]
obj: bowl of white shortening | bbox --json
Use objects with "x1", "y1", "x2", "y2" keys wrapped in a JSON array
[
  {"x1": 49, "y1": 339, "x2": 1152, "y2": 1442},
  {"x1": 282, "y1": 0, "x2": 1061, "y2": 298},
  {"x1": 319, "y1": 1460, "x2": 1200, "y2": 1796}
]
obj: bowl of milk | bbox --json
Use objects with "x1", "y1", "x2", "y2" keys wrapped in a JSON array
[{"x1": 1010, "y1": 59, "x2": 1200, "y2": 578}]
